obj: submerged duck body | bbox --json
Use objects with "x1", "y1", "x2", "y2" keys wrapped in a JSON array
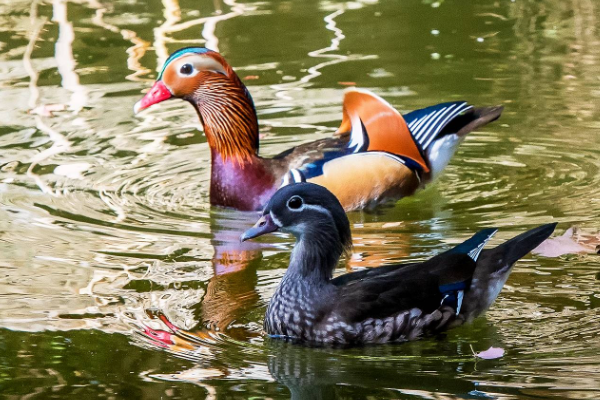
[
  {"x1": 241, "y1": 183, "x2": 556, "y2": 346},
  {"x1": 135, "y1": 47, "x2": 503, "y2": 211}
]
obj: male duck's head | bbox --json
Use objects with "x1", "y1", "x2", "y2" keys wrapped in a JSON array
[
  {"x1": 241, "y1": 183, "x2": 352, "y2": 254},
  {"x1": 134, "y1": 47, "x2": 259, "y2": 162}
]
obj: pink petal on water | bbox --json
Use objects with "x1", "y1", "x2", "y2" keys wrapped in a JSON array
[
  {"x1": 475, "y1": 347, "x2": 505, "y2": 360},
  {"x1": 533, "y1": 227, "x2": 600, "y2": 257}
]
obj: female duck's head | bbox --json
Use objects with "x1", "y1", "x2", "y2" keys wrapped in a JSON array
[
  {"x1": 134, "y1": 47, "x2": 259, "y2": 162},
  {"x1": 241, "y1": 183, "x2": 353, "y2": 275}
]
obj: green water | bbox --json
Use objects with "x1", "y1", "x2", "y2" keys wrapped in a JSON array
[{"x1": 1, "y1": 0, "x2": 600, "y2": 398}]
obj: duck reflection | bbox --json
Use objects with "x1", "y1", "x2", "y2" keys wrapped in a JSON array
[
  {"x1": 135, "y1": 210, "x2": 267, "y2": 351},
  {"x1": 264, "y1": 321, "x2": 504, "y2": 400},
  {"x1": 140, "y1": 317, "x2": 507, "y2": 398}
]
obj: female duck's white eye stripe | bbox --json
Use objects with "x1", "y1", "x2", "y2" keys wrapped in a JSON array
[
  {"x1": 302, "y1": 204, "x2": 333, "y2": 219},
  {"x1": 270, "y1": 211, "x2": 283, "y2": 227}
]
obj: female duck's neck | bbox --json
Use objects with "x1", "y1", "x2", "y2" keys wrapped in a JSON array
[
  {"x1": 210, "y1": 150, "x2": 276, "y2": 210},
  {"x1": 287, "y1": 235, "x2": 344, "y2": 283}
]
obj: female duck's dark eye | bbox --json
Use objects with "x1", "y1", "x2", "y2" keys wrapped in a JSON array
[
  {"x1": 180, "y1": 63, "x2": 193, "y2": 75},
  {"x1": 287, "y1": 196, "x2": 303, "y2": 210}
]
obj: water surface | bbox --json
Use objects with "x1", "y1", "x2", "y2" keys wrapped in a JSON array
[{"x1": 1, "y1": 0, "x2": 600, "y2": 398}]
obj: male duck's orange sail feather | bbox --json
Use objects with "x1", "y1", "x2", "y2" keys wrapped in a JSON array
[{"x1": 337, "y1": 88, "x2": 429, "y2": 172}]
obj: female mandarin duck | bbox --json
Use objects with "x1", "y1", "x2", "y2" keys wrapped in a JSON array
[
  {"x1": 135, "y1": 47, "x2": 503, "y2": 211},
  {"x1": 241, "y1": 183, "x2": 556, "y2": 346}
]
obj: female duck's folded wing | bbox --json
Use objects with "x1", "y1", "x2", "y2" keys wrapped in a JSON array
[
  {"x1": 331, "y1": 228, "x2": 498, "y2": 323},
  {"x1": 332, "y1": 256, "x2": 473, "y2": 323}
]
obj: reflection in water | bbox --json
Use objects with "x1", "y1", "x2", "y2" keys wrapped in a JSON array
[
  {"x1": 53, "y1": 0, "x2": 88, "y2": 112},
  {"x1": 90, "y1": 4, "x2": 151, "y2": 82},
  {"x1": 153, "y1": 0, "x2": 252, "y2": 67}
]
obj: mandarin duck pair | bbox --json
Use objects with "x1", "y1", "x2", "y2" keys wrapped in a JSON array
[{"x1": 135, "y1": 48, "x2": 555, "y2": 346}]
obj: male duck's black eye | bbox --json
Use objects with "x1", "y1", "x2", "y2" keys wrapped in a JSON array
[
  {"x1": 180, "y1": 63, "x2": 193, "y2": 75},
  {"x1": 287, "y1": 196, "x2": 303, "y2": 210}
]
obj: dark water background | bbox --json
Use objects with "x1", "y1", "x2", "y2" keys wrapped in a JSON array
[{"x1": 1, "y1": 0, "x2": 599, "y2": 398}]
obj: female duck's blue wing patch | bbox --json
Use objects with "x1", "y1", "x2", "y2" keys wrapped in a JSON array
[
  {"x1": 404, "y1": 101, "x2": 473, "y2": 151},
  {"x1": 439, "y1": 281, "x2": 468, "y2": 315}
]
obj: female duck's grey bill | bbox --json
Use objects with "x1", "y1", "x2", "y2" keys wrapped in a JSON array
[{"x1": 240, "y1": 214, "x2": 279, "y2": 242}]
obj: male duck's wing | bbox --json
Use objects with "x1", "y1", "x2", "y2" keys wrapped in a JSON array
[
  {"x1": 331, "y1": 228, "x2": 498, "y2": 323},
  {"x1": 275, "y1": 90, "x2": 428, "y2": 209},
  {"x1": 336, "y1": 88, "x2": 429, "y2": 171},
  {"x1": 275, "y1": 89, "x2": 429, "y2": 184}
]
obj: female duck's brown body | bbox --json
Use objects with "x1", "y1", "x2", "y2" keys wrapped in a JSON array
[{"x1": 135, "y1": 47, "x2": 503, "y2": 211}]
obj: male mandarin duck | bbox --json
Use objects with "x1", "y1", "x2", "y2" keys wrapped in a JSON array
[
  {"x1": 134, "y1": 47, "x2": 504, "y2": 211},
  {"x1": 240, "y1": 183, "x2": 556, "y2": 346}
]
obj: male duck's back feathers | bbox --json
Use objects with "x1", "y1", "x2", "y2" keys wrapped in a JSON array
[{"x1": 276, "y1": 90, "x2": 504, "y2": 210}]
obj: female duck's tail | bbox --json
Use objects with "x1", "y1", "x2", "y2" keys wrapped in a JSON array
[{"x1": 461, "y1": 223, "x2": 557, "y2": 322}]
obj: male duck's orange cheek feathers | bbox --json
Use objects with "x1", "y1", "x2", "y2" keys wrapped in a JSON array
[
  {"x1": 337, "y1": 89, "x2": 429, "y2": 173},
  {"x1": 133, "y1": 80, "x2": 173, "y2": 113},
  {"x1": 161, "y1": 63, "x2": 203, "y2": 98}
]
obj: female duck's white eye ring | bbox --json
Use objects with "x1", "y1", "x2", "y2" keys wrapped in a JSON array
[{"x1": 287, "y1": 196, "x2": 304, "y2": 210}]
